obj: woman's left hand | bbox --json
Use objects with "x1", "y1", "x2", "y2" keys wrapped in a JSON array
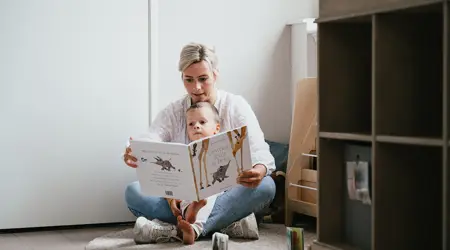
[{"x1": 237, "y1": 164, "x2": 266, "y2": 188}]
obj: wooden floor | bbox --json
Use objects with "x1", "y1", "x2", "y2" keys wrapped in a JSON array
[{"x1": 0, "y1": 224, "x2": 131, "y2": 250}]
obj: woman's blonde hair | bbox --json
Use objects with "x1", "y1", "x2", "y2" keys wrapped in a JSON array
[{"x1": 178, "y1": 43, "x2": 218, "y2": 73}]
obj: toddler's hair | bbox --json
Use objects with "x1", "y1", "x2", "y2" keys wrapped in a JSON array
[{"x1": 187, "y1": 102, "x2": 220, "y2": 123}]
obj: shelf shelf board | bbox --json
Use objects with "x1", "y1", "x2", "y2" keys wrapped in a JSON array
[
  {"x1": 287, "y1": 199, "x2": 317, "y2": 218},
  {"x1": 311, "y1": 240, "x2": 361, "y2": 250},
  {"x1": 376, "y1": 135, "x2": 443, "y2": 146},
  {"x1": 316, "y1": 0, "x2": 443, "y2": 24},
  {"x1": 319, "y1": 132, "x2": 372, "y2": 142}
]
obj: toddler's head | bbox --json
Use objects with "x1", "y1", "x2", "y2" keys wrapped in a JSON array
[{"x1": 186, "y1": 102, "x2": 220, "y2": 141}]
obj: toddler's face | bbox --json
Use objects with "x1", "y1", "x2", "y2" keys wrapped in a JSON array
[{"x1": 186, "y1": 107, "x2": 220, "y2": 141}]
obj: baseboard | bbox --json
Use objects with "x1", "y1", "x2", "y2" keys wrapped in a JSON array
[{"x1": 0, "y1": 221, "x2": 135, "y2": 233}]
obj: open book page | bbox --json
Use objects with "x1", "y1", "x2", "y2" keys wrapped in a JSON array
[
  {"x1": 188, "y1": 125, "x2": 252, "y2": 200},
  {"x1": 130, "y1": 139, "x2": 197, "y2": 201}
]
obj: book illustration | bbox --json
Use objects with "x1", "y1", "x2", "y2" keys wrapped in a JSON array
[
  {"x1": 150, "y1": 156, "x2": 178, "y2": 172},
  {"x1": 227, "y1": 126, "x2": 248, "y2": 175},
  {"x1": 192, "y1": 143, "x2": 198, "y2": 157},
  {"x1": 188, "y1": 146, "x2": 200, "y2": 201},
  {"x1": 197, "y1": 139, "x2": 211, "y2": 189},
  {"x1": 211, "y1": 160, "x2": 231, "y2": 185}
]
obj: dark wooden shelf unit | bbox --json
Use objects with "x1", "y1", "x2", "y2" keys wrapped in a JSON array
[{"x1": 313, "y1": 1, "x2": 449, "y2": 249}]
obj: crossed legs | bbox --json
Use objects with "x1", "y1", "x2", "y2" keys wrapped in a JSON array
[{"x1": 125, "y1": 176, "x2": 276, "y2": 236}]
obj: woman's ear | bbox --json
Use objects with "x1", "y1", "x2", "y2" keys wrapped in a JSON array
[
  {"x1": 215, "y1": 123, "x2": 221, "y2": 132},
  {"x1": 213, "y1": 69, "x2": 219, "y2": 81}
]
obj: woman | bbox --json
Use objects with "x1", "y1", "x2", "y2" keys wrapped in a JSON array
[{"x1": 123, "y1": 42, "x2": 276, "y2": 243}]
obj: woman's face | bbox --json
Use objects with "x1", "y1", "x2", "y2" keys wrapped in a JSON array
[{"x1": 182, "y1": 61, "x2": 216, "y2": 104}]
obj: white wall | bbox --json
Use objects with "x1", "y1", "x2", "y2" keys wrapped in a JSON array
[
  {"x1": 0, "y1": 0, "x2": 318, "y2": 229},
  {"x1": 153, "y1": 0, "x2": 318, "y2": 144},
  {"x1": 0, "y1": 0, "x2": 148, "y2": 229},
  {"x1": 289, "y1": 21, "x2": 318, "y2": 109}
]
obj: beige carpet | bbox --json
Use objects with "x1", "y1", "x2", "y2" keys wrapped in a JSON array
[{"x1": 85, "y1": 223, "x2": 316, "y2": 250}]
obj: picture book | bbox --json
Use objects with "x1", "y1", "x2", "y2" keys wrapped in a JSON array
[{"x1": 129, "y1": 125, "x2": 251, "y2": 202}]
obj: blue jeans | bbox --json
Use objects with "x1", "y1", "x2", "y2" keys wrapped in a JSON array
[{"x1": 124, "y1": 176, "x2": 276, "y2": 236}]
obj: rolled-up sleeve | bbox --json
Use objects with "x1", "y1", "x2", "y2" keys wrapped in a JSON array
[{"x1": 231, "y1": 96, "x2": 276, "y2": 176}]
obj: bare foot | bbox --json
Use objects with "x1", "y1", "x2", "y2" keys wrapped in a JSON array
[
  {"x1": 177, "y1": 216, "x2": 196, "y2": 245},
  {"x1": 185, "y1": 199, "x2": 207, "y2": 223}
]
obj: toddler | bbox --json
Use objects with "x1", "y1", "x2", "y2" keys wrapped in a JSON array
[
  {"x1": 176, "y1": 101, "x2": 221, "y2": 244},
  {"x1": 133, "y1": 101, "x2": 221, "y2": 245}
]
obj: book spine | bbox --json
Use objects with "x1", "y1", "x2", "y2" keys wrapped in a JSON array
[{"x1": 188, "y1": 146, "x2": 200, "y2": 201}]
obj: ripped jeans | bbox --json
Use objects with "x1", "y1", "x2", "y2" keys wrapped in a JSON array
[{"x1": 124, "y1": 176, "x2": 276, "y2": 236}]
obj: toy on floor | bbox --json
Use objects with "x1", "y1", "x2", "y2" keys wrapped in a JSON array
[
  {"x1": 212, "y1": 232, "x2": 229, "y2": 250},
  {"x1": 286, "y1": 226, "x2": 304, "y2": 250}
]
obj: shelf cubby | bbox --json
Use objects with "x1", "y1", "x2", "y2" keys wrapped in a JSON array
[
  {"x1": 318, "y1": 17, "x2": 372, "y2": 136},
  {"x1": 374, "y1": 4, "x2": 443, "y2": 139},
  {"x1": 374, "y1": 142, "x2": 442, "y2": 250},
  {"x1": 317, "y1": 138, "x2": 372, "y2": 249}
]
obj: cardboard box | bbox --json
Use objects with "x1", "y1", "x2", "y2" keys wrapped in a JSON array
[{"x1": 286, "y1": 77, "x2": 318, "y2": 218}]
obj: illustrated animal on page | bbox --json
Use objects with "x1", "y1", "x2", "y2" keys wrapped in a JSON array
[
  {"x1": 151, "y1": 156, "x2": 176, "y2": 171},
  {"x1": 227, "y1": 127, "x2": 247, "y2": 174},
  {"x1": 211, "y1": 160, "x2": 231, "y2": 185},
  {"x1": 198, "y1": 139, "x2": 212, "y2": 189},
  {"x1": 192, "y1": 143, "x2": 198, "y2": 157}
]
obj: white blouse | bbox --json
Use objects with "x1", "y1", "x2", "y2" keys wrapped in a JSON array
[{"x1": 139, "y1": 89, "x2": 275, "y2": 176}]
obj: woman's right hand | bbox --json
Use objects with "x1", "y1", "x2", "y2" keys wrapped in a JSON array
[{"x1": 123, "y1": 137, "x2": 138, "y2": 168}]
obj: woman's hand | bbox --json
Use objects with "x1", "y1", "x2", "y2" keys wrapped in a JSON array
[
  {"x1": 237, "y1": 164, "x2": 266, "y2": 188},
  {"x1": 168, "y1": 198, "x2": 182, "y2": 217},
  {"x1": 123, "y1": 137, "x2": 138, "y2": 168}
]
